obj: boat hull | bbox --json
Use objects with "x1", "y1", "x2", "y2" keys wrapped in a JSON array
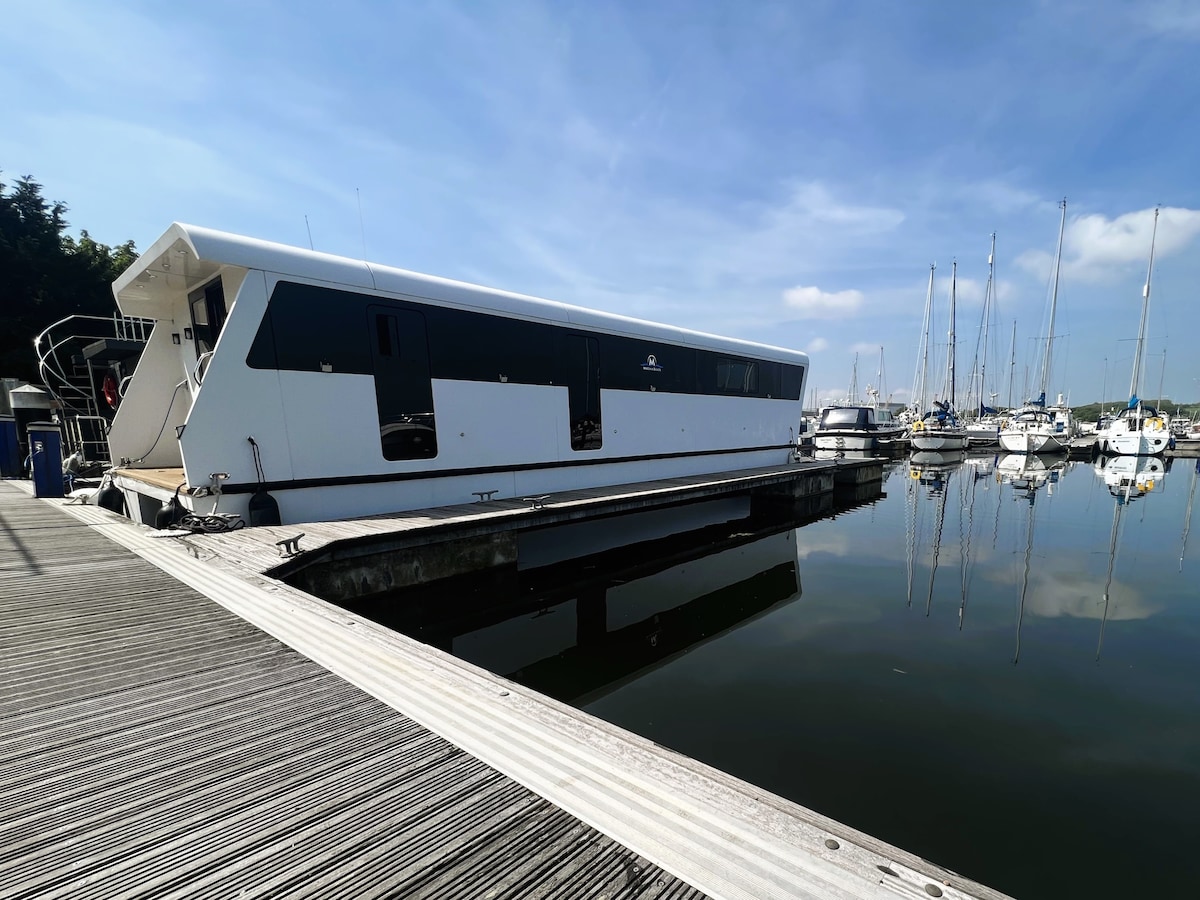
[
  {"x1": 911, "y1": 429, "x2": 969, "y2": 451},
  {"x1": 997, "y1": 430, "x2": 1067, "y2": 454},
  {"x1": 812, "y1": 426, "x2": 904, "y2": 452},
  {"x1": 1098, "y1": 432, "x2": 1170, "y2": 456},
  {"x1": 813, "y1": 432, "x2": 877, "y2": 451}
]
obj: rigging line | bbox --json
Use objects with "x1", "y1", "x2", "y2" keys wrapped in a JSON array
[{"x1": 130, "y1": 380, "x2": 187, "y2": 464}]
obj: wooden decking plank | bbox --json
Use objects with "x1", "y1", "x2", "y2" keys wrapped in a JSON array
[{"x1": 0, "y1": 482, "x2": 711, "y2": 900}]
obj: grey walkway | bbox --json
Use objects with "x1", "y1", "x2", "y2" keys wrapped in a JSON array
[{"x1": 0, "y1": 482, "x2": 702, "y2": 899}]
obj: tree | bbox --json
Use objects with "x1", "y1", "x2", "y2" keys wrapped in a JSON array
[{"x1": 0, "y1": 172, "x2": 138, "y2": 382}]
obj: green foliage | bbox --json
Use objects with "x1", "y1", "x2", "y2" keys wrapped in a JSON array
[
  {"x1": 1072, "y1": 400, "x2": 1200, "y2": 422},
  {"x1": 0, "y1": 171, "x2": 138, "y2": 382}
]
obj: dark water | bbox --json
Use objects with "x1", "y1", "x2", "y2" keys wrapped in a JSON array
[{"x1": 357, "y1": 453, "x2": 1200, "y2": 899}]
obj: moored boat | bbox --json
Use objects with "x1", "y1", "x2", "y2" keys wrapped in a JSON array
[
  {"x1": 98, "y1": 224, "x2": 810, "y2": 526},
  {"x1": 812, "y1": 404, "x2": 905, "y2": 451},
  {"x1": 1096, "y1": 207, "x2": 1169, "y2": 457},
  {"x1": 999, "y1": 199, "x2": 1075, "y2": 454}
]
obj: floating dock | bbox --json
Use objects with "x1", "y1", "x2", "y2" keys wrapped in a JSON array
[
  {"x1": 180, "y1": 458, "x2": 885, "y2": 600},
  {"x1": 0, "y1": 470, "x2": 1010, "y2": 900}
]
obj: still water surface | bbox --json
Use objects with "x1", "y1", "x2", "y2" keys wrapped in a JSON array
[{"x1": 368, "y1": 453, "x2": 1200, "y2": 898}]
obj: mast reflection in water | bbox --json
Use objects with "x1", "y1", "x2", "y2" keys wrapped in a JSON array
[{"x1": 345, "y1": 451, "x2": 1200, "y2": 900}]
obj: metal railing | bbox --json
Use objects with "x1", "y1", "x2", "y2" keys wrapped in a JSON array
[{"x1": 33, "y1": 313, "x2": 152, "y2": 461}]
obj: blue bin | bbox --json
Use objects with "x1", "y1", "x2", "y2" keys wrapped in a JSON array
[
  {"x1": 0, "y1": 415, "x2": 18, "y2": 477},
  {"x1": 28, "y1": 421, "x2": 64, "y2": 498}
]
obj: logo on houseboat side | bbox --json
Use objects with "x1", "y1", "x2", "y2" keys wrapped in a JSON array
[{"x1": 641, "y1": 354, "x2": 663, "y2": 372}]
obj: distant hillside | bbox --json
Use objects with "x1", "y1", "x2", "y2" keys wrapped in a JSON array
[{"x1": 1071, "y1": 400, "x2": 1199, "y2": 422}]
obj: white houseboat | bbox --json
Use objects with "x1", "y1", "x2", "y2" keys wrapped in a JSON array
[{"x1": 103, "y1": 224, "x2": 809, "y2": 526}]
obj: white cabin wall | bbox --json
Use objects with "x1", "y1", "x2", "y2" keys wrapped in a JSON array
[
  {"x1": 107, "y1": 322, "x2": 188, "y2": 467},
  {"x1": 431, "y1": 382, "x2": 565, "y2": 468},
  {"x1": 276, "y1": 370, "x2": 381, "y2": 480},
  {"x1": 179, "y1": 270, "x2": 295, "y2": 490},
  {"x1": 596, "y1": 392, "x2": 795, "y2": 457}
]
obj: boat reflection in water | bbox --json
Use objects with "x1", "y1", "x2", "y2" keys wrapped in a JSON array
[
  {"x1": 1095, "y1": 453, "x2": 1168, "y2": 502},
  {"x1": 905, "y1": 450, "x2": 970, "y2": 618},
  {"x1": 349, "y1": 523, "x2": 804, "y2": 705},
  {"x1": 1182, "y1": 458, "x2": 1199, "y2": 572},
  {"x1": 996, "y1": 453, "x2": 1069, "y2": 663},
  {"x1": 997, "y1": 452, "x2": 1068, "y2": 503},
  {"x1": 1092, "y1": 454, "x2": 1169, "y2": 660}
]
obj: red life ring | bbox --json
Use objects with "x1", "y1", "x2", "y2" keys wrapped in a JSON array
[{"x1": 102, "y1": 373, "x2": 120, "y2": 409}]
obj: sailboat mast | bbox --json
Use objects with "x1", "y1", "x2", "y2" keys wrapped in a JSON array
[
  {"x1": 1007, "y1": 319, "x2": 1017, "y2": 408},
  {"x1": 1129, "y1": 206, "x2": 1160, "y2": 400},
  {"x1": 914, "y1": 264, "x2": 935, "y2": 413},
  {"x1": 949, "y1": 260, "x2": 958, "y2": 408},
  {"x1": 1039, "y1": 198, "x2": 1067, "y2": 397},
  {"x1": 980, "y1": 233, "x2": 995, "y2": 413}
]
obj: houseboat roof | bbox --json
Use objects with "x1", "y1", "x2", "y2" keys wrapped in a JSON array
[{"x1": 114, "y1": 223, "x2": 809, "y2": 364}]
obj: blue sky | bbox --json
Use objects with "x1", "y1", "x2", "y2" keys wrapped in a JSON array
[{"x1": 4, "y1": 0, "x2": 1200, "y2": 407}]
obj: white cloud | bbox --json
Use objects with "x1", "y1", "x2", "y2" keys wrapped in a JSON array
[
  {"x1": 1138, "y1": 0, "x2": 1200, "y2": 38},
  {"x1": 948, "y1": 275, "x2": 988, "y2": 306},
  {"x1": 1015, "y1": 206, "x2": 1200, "y2": 283},
  {"x1": 849, "y1": 341, "x2": 882, "y2": 355},
  {"x1": 782, "y1": 285, "x2": 865, "y2": 319},
  {"x1": 806, "y1": 337, "x2": 830, "y2": 353}
]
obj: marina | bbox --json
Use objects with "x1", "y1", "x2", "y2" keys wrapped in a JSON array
[
  {"x1": 360, "y1": 448, "x2": 1199, "y2": 899},
  {"x1": 3, "y1": 215, "x2": 1197, "y2": 900},
  {"x1": 0, "y1": 474, "x2": 1014, "y2": 900}
]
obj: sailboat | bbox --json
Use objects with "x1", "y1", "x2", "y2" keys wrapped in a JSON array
[
  {"x1": 964, "y1": 233, "x2": 1002, "y2": 445},
  {"x1": 911, "y1": 260, "x2": 969, "y2": 451},
  {"x1": 1095, "y1": 207, "x2": 1172, "y2": 456},
  {"x1": 999, "y1": 199, "x2": 1075, "y2": 454}
]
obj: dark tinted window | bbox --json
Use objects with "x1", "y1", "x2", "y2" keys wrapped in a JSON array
[
  {"x1": 715, "y1": 358, "x2": 758, "y2": 394},
  {"x1": 247, "y1": 281, "x2": 373, "y2": 374},
  {"x1": 369, "y1": 306, "x2": 437, "y2": 460},
  {"x1": 599, "y1": 336, "x2": 698, "y2": 394},
  {"x1": 247, "y1": 282, "x2": 802, "y2": 403},
  {"x1": 782, "y1": 364, "x2": 804, "y2": 401}
]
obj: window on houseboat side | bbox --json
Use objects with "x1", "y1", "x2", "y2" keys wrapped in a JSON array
[
  {"x1": 566, "y1": 334, "x2": 602, "y2": 451},
  {"x1": 188, "y1": 278, "x2": 227, "y2": 357},
  {"x1": 368, "y1": 306, "x2": 437, "y2": 461},
  {"x1": 782, "y1": 364, "x2": 804, "y2": 401},
  {"x1": 716, "y1": 358, "x2": 758, "y2": 395}
]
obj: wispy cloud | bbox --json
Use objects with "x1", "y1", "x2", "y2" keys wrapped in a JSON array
[
  {"x1": 782, "y1": 285, "x2": 865, "y2": 319},
  {"x1": 1137, "y1": 0, "x2": 1200, "y2": 38},
  {"x1": 6, "y1": 0, "x2": 1200, "y2": 404},
  {"x1": 1015, "y1": 206, "x2": 1200, "y2": 283}
]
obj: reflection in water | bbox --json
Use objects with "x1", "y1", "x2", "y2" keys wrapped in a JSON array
[
  {"x1": 906, "y1": 450, "x2": 993, "y2": 625},
  {"x1": 351, "y1": 524, "x2": 803, "y2": 704},
  {"x1": 906, "y1": 451, "x2": 960, "y2": 616},
  {"x1": 1097, "y1": 453, "x2": 1168, "y2": 503},
  {"x1": 1182, "y1": 458, "x2": 1199, "y2": 572},
  {"x1": 337, "y1": 448, "x2": 1200, "y2": 899},
  {"x1": 996, "y1": 453, "x2": 1068, "y2": 664},
  {"x1": 1094, "y1": 454, "x2": 1168, "y2": 660}
]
